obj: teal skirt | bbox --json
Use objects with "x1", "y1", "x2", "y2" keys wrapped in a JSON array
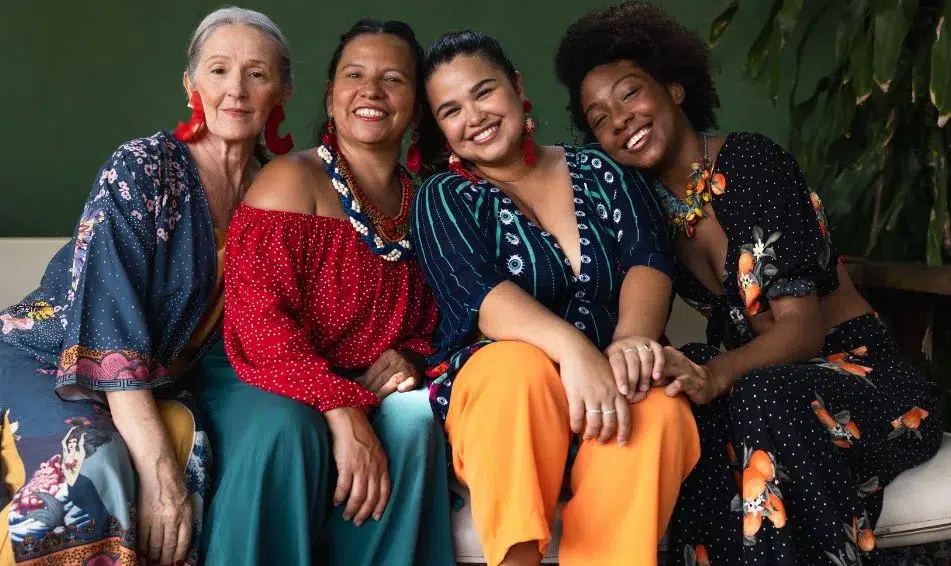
[{"x1": 193, "y1": 340, "x2": 455, "y2": 565}]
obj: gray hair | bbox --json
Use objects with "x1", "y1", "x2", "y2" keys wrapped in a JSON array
[{"x1": 186, "y1": 6, "x2": 292, "y2": 90}]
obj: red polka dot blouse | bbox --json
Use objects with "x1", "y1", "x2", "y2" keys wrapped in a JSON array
[{"x1": 223, "y1": 204, "x2": 438, "y2": 413}]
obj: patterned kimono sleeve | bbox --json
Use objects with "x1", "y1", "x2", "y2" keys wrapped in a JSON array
[
  {"x1": 223, "y1": 206, "x2": 379, "y2": 413},
  {"x1": 56, "y1": 143, "x2": 168, "y2": 392},
  {"x1": 730, "y1": 133, "x2": 834, "y2": 315},
  {"x1": 411, "y1": 173, "x2": 506, "y2": 355}
]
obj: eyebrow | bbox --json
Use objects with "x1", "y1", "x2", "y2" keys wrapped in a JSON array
[
  {"x1": 434, "y1": 78, "x2": 497, "y2": 116},
  {"x1": 205, "y1": 55, "x2": 270, "y2": 67},
  {"x1": 583, "y1": 73, "x2": 638, "y2": 117},
  {"x1": 341, "y1": 62, "x2": 411, "y2": 77}
]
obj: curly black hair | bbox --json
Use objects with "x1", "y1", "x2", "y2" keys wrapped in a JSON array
[{"x1": 555, "y1": 1, "x2": 719, "y2": 143}]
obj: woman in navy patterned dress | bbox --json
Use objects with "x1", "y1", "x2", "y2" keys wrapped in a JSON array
[
  {"x1": 412, "y1": 31, "x2": 699, "y2": 566},
  {"x1": 555, "y1": 3, "x2": 944, "y2": 565},
  {"x1": 0, "y1": 8, "x2": 292, "y2": 565}
]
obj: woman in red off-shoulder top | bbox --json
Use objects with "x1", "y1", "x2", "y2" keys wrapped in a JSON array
[{"x1": 192, "y1": 20, "x2": 455, "y2": 566}]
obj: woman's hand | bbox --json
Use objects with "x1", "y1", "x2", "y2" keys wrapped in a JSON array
[
  {"x1": 604, "y1": 336, "x2": 665, "y2": 402},
  {"x1": 661, "y1": 346, "x2": 728, "y2": 404},
  {"x1": 137, "y1": 455, "x2": 192, "y2": 566},
  {"x1": 355, "y1": 349, "x2": 420, "y2": 401},
  {"x1": 559, "y1": 339, "x2": 632, "y2": 445},
  {"x1": 324, "y1": 407, "x2": 390, "y2": 526}
]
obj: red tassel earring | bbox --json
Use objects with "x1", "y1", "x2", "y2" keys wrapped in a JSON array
[
  {"x1": 522, "y1": 99, "x2": 537, "y2": 166},
  {"x1": 264, "y1": 104, "x2": 294, "y2": 155},
  {"x1": 321, "y1": 118, "x2": 337, "y2": 148},
  {"x1": 447, "y1": 142, "x2": 480, "y2": 184},
  {"x1": 406, "y1": 128, "x2": 422, "y2": 175},
  {"x1": 174, "y1": 91, "x2": 205, "y2": 142}
]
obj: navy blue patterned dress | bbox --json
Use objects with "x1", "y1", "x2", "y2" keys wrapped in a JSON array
[
  {"x1": 0, "y1": 132, "x2": 213, "y2": 565},
  {"x1": 665, "y1": 133, "x2": 943, "y2": 566},
  {"x1": 411, "y1": 144, "x2": 673, "y2": 424}
]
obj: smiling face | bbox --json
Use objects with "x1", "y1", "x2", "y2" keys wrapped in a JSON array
[
  {"x1": 580, "y1": 59, "x2": 687, "y2": 170},
  {"x1": 425, "y1": 54, "x2": 525, "y2": 168},
  {"x1": 327, "y1": 33, "x2": 418, "y2": 147},
  {"x1": 185, "y1": 24, "x2": 287, "y2": 144}
]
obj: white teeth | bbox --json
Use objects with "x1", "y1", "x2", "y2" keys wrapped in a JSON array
[
  {"x1": 626, "y1": 126, "x2": 651, "y2": 149},
  {"x1": 355, "y1": 107, "x2": 386, "y2": 119},
  {"x1": 473, "y1": 126, "x2": 498, "y2": 143}
]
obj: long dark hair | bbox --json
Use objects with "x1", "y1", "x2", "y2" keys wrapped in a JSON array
[
  {"x1": 314, "y1": 19, "x2": 425, "y2": 145},
  {"x1": 418, "y1": 31, "x2": 519, "y2": 176}
]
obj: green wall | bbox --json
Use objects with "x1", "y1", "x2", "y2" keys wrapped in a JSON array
[{"x1": 0, "y1": 0, "x2": 827, "y2": 237}]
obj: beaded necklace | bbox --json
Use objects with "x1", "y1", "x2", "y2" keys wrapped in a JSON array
[{"x1": 316, "y1": 142, "x2": 414, "y2": 261}]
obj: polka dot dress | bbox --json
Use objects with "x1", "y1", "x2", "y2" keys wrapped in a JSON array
[{"x1": 665, "y1": 133, "x2": 945, "y2": 565}]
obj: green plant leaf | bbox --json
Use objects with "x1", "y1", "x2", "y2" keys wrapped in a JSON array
[
  {"x1": 745, "y1": 7, "x2": 779, "y2": 80},
  {"x1": 710, "y1": 0, "x2": 740, "y2": 46},
  {"x1": 872, "y1": 0, "x2": 914, "y2": 93},
  {"x1": 850, "y1": 31, "x2": 876, "y2": 105},
  {"x1": 775, "y1": 0, "x2": 804, "y2": 48},
  {"x1": 836, "y1": 0, "x2": 870, "y2": 66},
  {"x1": 931, "y1": 7, "x2": 951, "y2": 126},
  {"x1": 912, "y1": 37, "x2": 932, "y2": 104},
  {"x1": 927, "y1": 131, "x2": 949, "y2": 265}
]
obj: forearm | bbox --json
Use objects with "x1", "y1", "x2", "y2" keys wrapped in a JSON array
[
  {"x1": 478, "y1": 281, "x2": 591, "y2": 363},
  {"x1": 613, "y1": 266, "x2": 672, "y2": 341},
  {"x1": 106, "y1": 390, "x2": 178, "y2": 470},
  {"x1": 706, "y1": 308, "x2": 824, "y2": 388}
]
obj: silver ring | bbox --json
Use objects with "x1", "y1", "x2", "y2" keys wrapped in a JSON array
[
  {"x1": 602, "y1": 410, "x2": 617, "y2": 415},
  {"x1": 586, "y1": 409, "x2": 602, "y2": 413},
  {"x1": 639, "y1": 344, "x2": 651, "y2": 352}
]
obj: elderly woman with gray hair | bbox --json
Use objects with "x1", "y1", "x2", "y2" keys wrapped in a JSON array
[{"x1": 0, "y1": 7, "x2": 292, "y2": 565}]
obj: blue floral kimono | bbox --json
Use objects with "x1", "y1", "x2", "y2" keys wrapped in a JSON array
[{"x1": 0, "y1": 131, "x2": 214, "y2": 565}]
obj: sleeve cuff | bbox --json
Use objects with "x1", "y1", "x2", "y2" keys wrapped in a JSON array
[
  {"x1": 315, "y1": 378, "x2": 380, "y2": 413},
  {"x1": 765, "y1": 277, "x2": 816, "y2": 300}
]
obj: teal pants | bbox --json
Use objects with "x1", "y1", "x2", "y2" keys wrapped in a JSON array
[{"x1": 194, "y1": 341, "x2": 455, "y2": 565}]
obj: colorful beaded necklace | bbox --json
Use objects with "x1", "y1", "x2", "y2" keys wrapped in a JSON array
[
  {"x1": 655, "y1": 134, "x2": 727, "y2": 238},
  {"x1": 316, "y1": 142, "x2": 415, "y2": 261}
]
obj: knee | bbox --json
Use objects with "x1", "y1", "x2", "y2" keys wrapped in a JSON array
[
  {"x1": 632, "y1": 390, "x2": 695, "y2": 436},
  {"x1": 379, "y1": 391, "x2": 442, "y2": 445},
  {"x1": 459, "y1": 341, "x2": 561, "y2": 401}
]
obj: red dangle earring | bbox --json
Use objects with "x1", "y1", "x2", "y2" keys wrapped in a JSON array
[
  {"x1": 522, "y1": 99, "x2": 537, "y2": 166},
  {"x1": 321, "y1": 118, "x2": 337, "y2": 148},
  {"x1": 405, "y1": 128, "x2": 422, "y2": 175},
  {"x1": 446, "y1": 141, "x2": 480, "y2": 184},
  {"x1": 174, "y1": 91, "x2": 205, "y2": 142},
  {"x1": 264, "y1": 104, "x2": 294, "y2": 155}
]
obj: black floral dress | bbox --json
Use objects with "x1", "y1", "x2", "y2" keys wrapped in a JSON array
[{"x1": 665, "y1": 133, "x2": 944, "y2": 566}]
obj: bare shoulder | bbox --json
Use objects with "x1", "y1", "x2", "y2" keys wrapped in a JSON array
[{"x1": 243, "y1": 151, "x2": 328, "y2": 215}]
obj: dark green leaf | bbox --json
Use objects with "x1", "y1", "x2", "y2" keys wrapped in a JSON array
[
  {"x1": 775, "y1": 0, "x2": 804, "y2": 48},
  {"x1": 931, "y1": 7, "x2": 951, "y2": 126},
  {"x1": 710, "y1": 0, "x2": 740, "y2": 46},
  {"x1": 850, "y1": 31, "x2": 875, "y2": 105},
  {"x1": 836, "y1": 0, "x2": 870, "y2": 64},
  {"x1": 872, "y1": 0, "x2": 914, "y2": 93},
  {"x1": 927, "y1": 131, "x2": 949, "y2": 265},
  {"x1": 912, "y1": 38, "x2": 932, "y2": 104},
  {"x1": 745, "y1": 13, "x2": 778, "y2": 80}
]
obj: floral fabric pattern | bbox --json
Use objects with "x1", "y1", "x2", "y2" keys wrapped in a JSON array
[
  {"x1": 666, "y1": 132, "x2": 943, "y2": 565},
  {"x1": 0, "y1": 131, "x2": 219, "y2": 565}
]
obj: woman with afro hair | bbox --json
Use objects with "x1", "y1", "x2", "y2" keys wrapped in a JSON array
[{"x1": 556, "y1": 3, "x2": 942, "y2": 565}]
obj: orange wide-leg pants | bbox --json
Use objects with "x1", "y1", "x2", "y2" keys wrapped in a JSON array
[{"x1": 445, "y1": 341, "x2": 700, "y2": 566}]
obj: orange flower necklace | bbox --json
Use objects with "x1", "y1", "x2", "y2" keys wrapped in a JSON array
[{"x1": 660, "y1": 134, "x2": 727, "y2": 238}]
